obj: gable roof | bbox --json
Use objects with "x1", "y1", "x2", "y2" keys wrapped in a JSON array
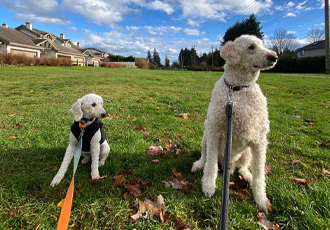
[
  {"x1": 0, "y1": 26, "x2": 43, "y2": 50},
  {"x1": 296, "y1": 40, "x2": 325, "y2": 51}
]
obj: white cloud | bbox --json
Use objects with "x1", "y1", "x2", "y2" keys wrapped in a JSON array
[
  {"x1": 61, "y1": 0, "x2": 138, "y2": 26},
  {"x1": 147, "y1": 0, "x2": 174, "y2": 14},
  {"x1": 285, "y1": 12, "x2": 296, "y2": 17},
  {"x1": 126, "y1": 26, "x2": 141, "y2": 31},
  {"x1": 183, "y1": 28, "x2": 200, "y2": 36},
  {"x1": 287, "y1": 2, "x2": 295, "y2": 8},
  {"x1": 16, "y1": 13, "x2": 72, "y2": 25}
]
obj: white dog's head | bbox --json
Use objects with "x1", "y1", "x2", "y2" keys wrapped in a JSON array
[
  {"x1": 221, "y1": 35, "x2": 278, "y2": 71},
  {"x1": 70, "y1": 94, "x2": 106, "y2": 122}
]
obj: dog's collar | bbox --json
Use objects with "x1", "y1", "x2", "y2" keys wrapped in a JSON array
[
  {"x1": 80, "y1": 117, "x2": 95, "y2": 124},
  {"x1": 224, "y1": 78, "x2": 256, "y2": 91}
]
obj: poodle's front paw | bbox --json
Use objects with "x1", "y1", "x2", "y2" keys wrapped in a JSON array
[
  {"x1": 202, "y1": 184, "x2": 216, "y2": 197},
  {"x1": 191, "y1": 160, "x2": 205, "y2": 173},
  {"x1": 50, "y1": 177, "x2": 61, "y2": 187},
  {"x1": 202, "y1": 179, "x2": 216, "y2": 197},
  {"x1": 258, "y1": 201, "x2": 269, "y2": 214},
  {"x1": 91, "y1": 172, "x2": 100, "y2": 180}
]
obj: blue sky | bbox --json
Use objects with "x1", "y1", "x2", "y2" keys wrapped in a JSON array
[{"x1": 0, "y1": 0, "x2": 325, "y2": 64}]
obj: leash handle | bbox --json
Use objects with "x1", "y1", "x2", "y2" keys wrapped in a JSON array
[{"x1": 219, "y1": 101, "x2": 233, "y2": 230}]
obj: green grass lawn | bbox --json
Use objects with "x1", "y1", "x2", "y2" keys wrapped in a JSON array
[{"x1": 0, "y1": 66, "x2": 329, "y2": 229}]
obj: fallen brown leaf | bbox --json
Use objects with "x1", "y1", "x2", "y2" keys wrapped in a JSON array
[
  {"x1": 265, "y1": 165, "x2": 271, "y2": 174},
  {"x1": 267, "y1": 200, "x2": 273, "y2": 213},
  {"x1": 130, "y1": 195, "x2": 168, "y2": 223},
  {"x1": 104, "y1": 113, "x2": 119, "y2": 120},
  {"x1": 172, "y1": 168, "x2": 182, "y2": 180},
  {"x1": 179, "y1": 113, "x2": 189, "y2": 119},
  {"x1": 173, "y1": 221, "x2": 192, "y2": 230},
  {"x1": 164, "y1": 140, "x2": 181, "y2": 154},
  {"x1": 151, "y1": 159, "x2": 160, "y2": 164},
  {"x1": 289, "y1": 177, "x2": 310, "y2": 184},
  {"x1": 8, "y1": 136, "x2": 16, "y2": 139},
  {"x1": 258, "y1": 212, "x2": 282, "y2": 230},
  {"x1": 146, "y1": 149, "x2": 158, "y2": 156},
  {"x1": 292, "y1": 160, "x2": 305, "y2": 166},
  {"x1": 235, "y1": 189, "x2": 251, "y2": 200},
  {"x1": 114, "y1": 174, "x2": 126, "y2": 186},
  {"x1": 322, "y1": 168, "x2": 330, "y2": 176}
]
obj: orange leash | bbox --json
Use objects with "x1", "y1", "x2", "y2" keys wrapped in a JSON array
[
  {"x1": 57, "y1": 121, "x2": 86, "y2": 230},
  {"x1": 57, "y1": 175, "x2": 74, "y2": 229}
]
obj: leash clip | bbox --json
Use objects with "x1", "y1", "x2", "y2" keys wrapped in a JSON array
[{"x1": 225, "y1": 88, "x2": 234, "y2": 106}]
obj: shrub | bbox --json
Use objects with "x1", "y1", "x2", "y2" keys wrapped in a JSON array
[
  {"x1": 0, "y1": 53, "x2": 73, "y2": 67},
  {"x1": 100, "y1": 62, "x2": 126, "y2": 68},
  {"x1": 271, "y1": 56, "x2": 325, "y2": 73},
  {"x1": 135, "y1": 58, "x2": 156, "y2": 69}
]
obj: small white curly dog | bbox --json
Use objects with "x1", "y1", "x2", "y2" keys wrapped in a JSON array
[
  {"x1": 51, "y1": 93, "x2": 110, "y2": 187},
  {"x1": 192, "y1": 35, "x2": 278, "y2": 213}
]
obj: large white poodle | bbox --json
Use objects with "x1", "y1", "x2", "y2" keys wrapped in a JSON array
[
  {"x1": 51, "y1": 94, "x2": 110, "y2": 186},
  {"x1": 192, "y1": 35, "x2": 278, "y2": 213}
]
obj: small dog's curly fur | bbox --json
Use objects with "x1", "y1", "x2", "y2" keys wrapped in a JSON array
[
  {"x1": 191, "y1": 35, "x2": 278, "y2": 213},
  {"x1": 50, "y1": 94, "x2": 110, "y2": 187}
]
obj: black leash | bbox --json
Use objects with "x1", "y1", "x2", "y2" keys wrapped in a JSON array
[{"x1": 219, "y1": 85, "x2": 234, "y2": 230}]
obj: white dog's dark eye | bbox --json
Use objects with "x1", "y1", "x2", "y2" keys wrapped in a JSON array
[
  {"x1": 248, "y1": 45, "x2": 255, "y2": 50},
  {"x1": 92, "y1": 103, "x2": 96, "y2": 107}
]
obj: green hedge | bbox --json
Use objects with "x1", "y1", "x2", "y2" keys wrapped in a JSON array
[{"x1": 271, "y1": 56, "x2": 325, "y2": 73}]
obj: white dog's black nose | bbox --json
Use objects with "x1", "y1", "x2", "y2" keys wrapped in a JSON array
[
  {"x1": 266, "y1": 55, "x2": 278, "y2": 63},
  {"x1": 101, "y1": 113, "x2": 106, "y2": 118}
]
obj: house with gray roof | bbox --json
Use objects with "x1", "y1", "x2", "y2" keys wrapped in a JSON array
[
  {"x1": 0, "y1": 22, "x2": 44, "y2": 57},
  {"x1": 1, "y1": 21, "x2": 103, "y2": 66},
  {"x1": 296, "y1": 40, "x2": 325, "y2": 58}
]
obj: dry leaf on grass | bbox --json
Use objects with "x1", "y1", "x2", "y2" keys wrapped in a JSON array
[
  {"x1": 172, "y1": 168, "x2": 182, "y2": 180},
  {"x1": 173, "y1": 221, "x2": 192, "y2": 230},
  {"x1": 130, "y1": 195, "x2": 169, "y2": 224},
  {"x1": 234, "y1": 189, "x2": 251, "y2": 200},
  {"x1": 146, "y1": 146, "x2": 163, "y2": 156},
  {"x1": 289, "y1": 177, "x2": 310, "y2": 184},
  {"x1": 104, "y1": 113, "x2": 119, "y2": 120},
  {"x1": 265, "y1": 165, "x2": 271, "y2": 174},
  {"x1": 164, "y1": 140, "x2": 181, "y2": 154},
  {"x1": 291, "y1": 115, "x2": 301, "y2": 119},
  {"x1": 322, "y1": 168, "x2": 330, "y2": 176},
  {"x1": 257, "y1": 212, "x2": 282, "y2": 230},
  {"x1": 114, "y1": 173, "x2": 126, "y2": 186},
  {"x1": 178, "y1": 113, "x2": 189, "y2": 119},
  {"x1": 163, "y1": 178, "x2": 191, "y2": 193},
  {"x1": 292, "y1": 160, "x2": 305, "y2": 166}
]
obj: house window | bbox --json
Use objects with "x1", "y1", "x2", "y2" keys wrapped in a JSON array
[
  {"x1": 66, "y1": 43, "x2": 71, "y2": 48},
  {"x1": 300, "y1": 50, "x2": 305, "y2": 56}
]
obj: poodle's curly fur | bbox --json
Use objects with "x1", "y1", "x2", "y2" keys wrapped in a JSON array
[
  {"x1": 191, "y1": 35, "x2": 278, "y2": 213},
  {"x1": 50, "y1": 94, "x2": 110, "y2": 187}
]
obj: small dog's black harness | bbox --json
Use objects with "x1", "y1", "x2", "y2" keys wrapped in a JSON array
[{"x1": 71, "y1": 118, "x2": 106, "y2": 152}]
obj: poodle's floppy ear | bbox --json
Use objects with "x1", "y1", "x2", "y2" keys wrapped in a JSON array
[
  {"x1": 220, "y1": 41, "x2": 241, "y2": 65},
  {"x1": 70, "y1": 98, "x2": 83, "y2": 121}
]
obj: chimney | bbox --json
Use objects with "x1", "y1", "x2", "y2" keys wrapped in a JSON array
[
  {"x1": 60, "y1": 32, "x2": 65, "y2": 39},
  {"x1": 77, "y1": 42, "x2": 80, "y2": 47},
  {"x1": 2, "y1": 21, "x2": 8, "y2": 28},
  {"x1": 26, "y1": 20, "x2": 32, "y2": 30}
]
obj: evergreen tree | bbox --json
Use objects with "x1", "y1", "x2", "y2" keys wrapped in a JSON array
[
  {"x1": 147, "y1": 50, "x2": 152, "y2": 63},
  {"x1": 221, "y1": 14, "x2": 264, "y2": 46},
  {"x1": 153, "y1": 48, "x2": 161, "y2": 67},
  {"x1": 164, "y1": 54, "x2": 170, "y2": 68}
]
